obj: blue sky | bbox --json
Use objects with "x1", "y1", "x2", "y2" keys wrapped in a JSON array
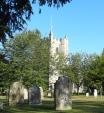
[{"x1": 26, "y1": 0, "x2": 104, "y2": 55}]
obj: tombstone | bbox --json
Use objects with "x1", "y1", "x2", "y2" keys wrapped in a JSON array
[
  {"x1": 39, "y1": 87, "x2": 44, "y2": 100},
  {"x1": 0, "y1": 102, "x2": 4, "y2": 110},
  {"x1": 47, "y1": 90, "x2": 52, "y2": 97},
  {"x1": 24, "y1": 88, "x2": 28, "y2": 100},
  {"x1": 29, "y1": 85, "x2": 41, "y2": 105},
  {"x1": 54, "y1": 76, "x2": 72, "y2": 110},
  {"x1": 86, "y1": 92, "x2": 89, "y2": 97},
  {"x1": 9, "y1": 82, "x2": 24, "y2": 106},
  {"x1": 94, "y1": 89, "x2": 97, "y2": 97}
]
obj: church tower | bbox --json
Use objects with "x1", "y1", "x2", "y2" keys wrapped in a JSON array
[
  {"x1": 59, "y1": 36, "x2": 68, "y2": 56},
  {"x1": 48, "y1": 20, "x2": 69, "y2": 91}
]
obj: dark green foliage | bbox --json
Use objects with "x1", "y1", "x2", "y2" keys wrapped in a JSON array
[
  {"x1": 82, "y1": 51, "x2": 104, "y2": 94},
  {"x1": 63, "y1": 52, "x2": 104, "y2": 94},
  {"x1": 36, "y1": 0, "x2": 72, "y2": 7},
  {"x1": 67, "y1": 53, "x2": 86, "y2": 94},
  {"x1": 0, "y1": 0, "x2": 72, "y2": 43},
  {"x1": 0, "y1": 0, "x2": 33, "y2": 43},
  {"x1": 0, "y1": 30, "x2": 50, "y2": 90}
]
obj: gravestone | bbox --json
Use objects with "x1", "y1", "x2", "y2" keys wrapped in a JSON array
[
  {"x1": 9, "y1": 82, "x2": 24, "y2": 106},
  {"x1": 54, "y1": 76, "x2": 72, "y2": 110},
  {"x1": 29, "y1": 85, "x2": 41, "y2": 105},
  {"x1": 86, "y1": 92, "x2": 89, "y2": 97},
  {"x1": 47, "y1": 90, "x2": 52, "y2": 97},
  {"x1": 39, "y1": 87, "x2": 44, "y2": 100},
  {"x1": 24, "y1": 88, "x2": 28, "y2": 100},
  {"x1": 0, "y1": 102, "x2": 4, "y2": 110},
  {"x1": 94, "y1": 89, "x2": 97, "y2": 97}
]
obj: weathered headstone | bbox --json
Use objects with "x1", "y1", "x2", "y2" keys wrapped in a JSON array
[
  {"x1": 54, "y1": 76, "x2": 72, "y2": 110},
  {"x1": 9, "y1": 82, "x2": 24, "y2": 106},
  {"x1": 24, "y1": 88, "x2": 28, "y2": 100},
  {"x1": 29, "y1": 85, "x2": 41, "y2": 105},
  {"x1": 86, "y1": 92, "x2": 89, "y2": 97},
  {"x1": 94, "y1": 89, "x2": 97, "y2": 97},
  {"x1": 47, "y1": 90, "x2": 52, "y2": 97},
  {"x1": 39, "y1": 87, "x2": 44, "y2": 100},
  {"x1": 0, "y1": 102, "x2": 4, "y2": 110}
]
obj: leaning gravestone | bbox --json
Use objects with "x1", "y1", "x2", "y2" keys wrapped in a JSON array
[
  {"x1": 54, "y1": 76, "x2": 72, "y2": 110},
  {"x1": 9, "y1": 82, "x2": 24, "y2": 106},
  {"x1": 29, "y1": 85, "x2": 41, "y2": 105}
]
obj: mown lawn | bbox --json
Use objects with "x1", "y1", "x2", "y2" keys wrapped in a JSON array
[{"x1": 0, "y1": 96, "x2": 104, "y2": 113}]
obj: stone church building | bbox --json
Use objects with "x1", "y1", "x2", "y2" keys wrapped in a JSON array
[
  {"x1": 48, "y1": 30, "x2": 68, "y2": 91},
  {"x1": 48, "y1": 30, "x2": 83, "y2": 93}
]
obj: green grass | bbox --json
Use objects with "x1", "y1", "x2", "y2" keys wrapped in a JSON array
[{"x1": 0, "y1": 96, "x2": 104, "y2": 113}]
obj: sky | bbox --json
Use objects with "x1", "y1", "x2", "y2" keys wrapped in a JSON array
[{"x1": 26, "y1": 0, "x2": 104, "y2": 55}]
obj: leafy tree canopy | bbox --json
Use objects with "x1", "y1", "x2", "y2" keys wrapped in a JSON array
[
  {"x1": 0, "y1": 0, "x2": 72, "y2": 43},
  {"x1": 1, "y1": 30, "x2": 50, "y2": 90}
]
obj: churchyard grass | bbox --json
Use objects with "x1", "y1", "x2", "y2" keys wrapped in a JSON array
[{"x1": 0, "y1": 96, "x2": 104, "y2": 113}]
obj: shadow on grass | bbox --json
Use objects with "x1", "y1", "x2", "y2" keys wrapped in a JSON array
[
  {"x1": 9, "y1": 100, "x2": 56, "y2": 113},
  {"x1": 72, "y1": 100, "x2": 104, "y2": 113},
  {"x1": 1, "y1": 98, "x2": 104, "y2": 113}
]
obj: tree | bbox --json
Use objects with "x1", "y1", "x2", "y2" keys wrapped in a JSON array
[
  {"x1": 49, "y1": 53, "x2": 68, "y2": 76},
  {"x1": 82, "y1": 54, "x2": 98, "y2": 93},
  {"x1": 99, "y1": 49, "x2": 104, "y2": 95},
  {"x1": 67, "y1": 53, "x2": 89, "y2": 94},
  {"x1": 0, "y1": 0, "x2": 72, "y2": 43},
  {"x1": 56, "y1": 53, "x2": 68, "y2": 75},
  {"x1": 2, "y1": 30, "x2": 50, "y2": 90},
  {"x1": 83, "y1": 52, "x2": 104, "y2": 95},
  {"x1": 0, "y1": 59, "x2": 9, "y2": 94}
]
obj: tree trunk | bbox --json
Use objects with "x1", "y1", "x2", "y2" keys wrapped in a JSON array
[
  {"x1": 77, "y1": 85, "x2": 79, "y2": 95},
  {"x1": 7, "y1": 86, "x2": 10, "y2": 106},
  {"x1": 100, "y1": 85, "x2": 103, "y2": 99},
  {"x1": 28, "y1": 87, "x2": 29, "y2": 104}
]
